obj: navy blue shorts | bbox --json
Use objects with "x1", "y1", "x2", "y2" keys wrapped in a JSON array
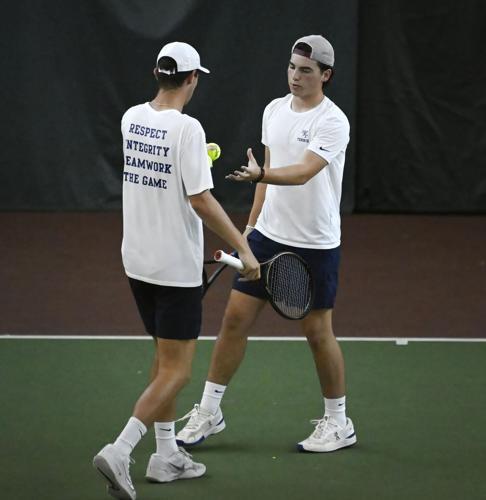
[
  {"x1": 128, "y1": 278, "x2": 202, "y2": 340},
  {"x1": 233, "y1": 230, "x2": 340, "y2": 310}
]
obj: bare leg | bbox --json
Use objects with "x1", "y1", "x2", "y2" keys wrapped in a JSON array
[
  {"x1": 149, "y1": 337, "x2": 158, "y2": 382},
  {"x1": 207, "y1": 290, "x2": 266, "y2": 385},
  {"x1": 133, "y1": 338, "x2": 197, "y2": 426},
  {"x1": 301, "y1": 309, "x2": 345, "y2": 398}
]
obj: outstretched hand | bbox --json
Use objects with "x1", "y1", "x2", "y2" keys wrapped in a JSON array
[{"x1": 225, "y1": 148, "x2": 262, "y2": 182}]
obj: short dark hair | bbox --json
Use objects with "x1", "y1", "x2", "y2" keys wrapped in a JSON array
[
  {"x1": 292, "y1": 42, "x2": 334, "y2": 88},
  {"x1": 155, "y1": 56, "x2": 195, "y2": 90},
  {"x1": 316, "y1": 60, "x2": 334, "y2": 87}
]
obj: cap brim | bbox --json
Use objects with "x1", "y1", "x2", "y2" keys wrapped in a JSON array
[{"x1": 199, "y1": 66, "x2": 210, "y2": 74}]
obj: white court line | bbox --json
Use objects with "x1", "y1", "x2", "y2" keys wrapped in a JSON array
[{"x1": 0, "y1": 335, "x2": 485, "y2": 343}]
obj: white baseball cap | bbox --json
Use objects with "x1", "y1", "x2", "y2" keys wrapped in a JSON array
[
  {"x1": 156, "y1": 41, "x2": 210, "y2": 74},
  {"x1": 292, "y1": 35, "x2": 334, "y2": 67}
]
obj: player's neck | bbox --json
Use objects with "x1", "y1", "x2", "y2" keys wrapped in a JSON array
[
  {"x1": 291, "y1": 92, "x2": 325, "y2": 113},
  {"x1": 150, "y1": 90, "x2": 186, "y2": 112}
]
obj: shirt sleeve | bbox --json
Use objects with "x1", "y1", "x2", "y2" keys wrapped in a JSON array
[
  {"x1": 180, "y1": 119, "x2": 214, "y2": 196},
  {"x1": 121, "y1": 109, "x2": 129, "y2": 134},
  {"x1": 261, "y1": 103, "x2": 271, "y2": 146},
  {"x1": 262, "y1": 99, "x2": 281, "y2": 146},
  {"x1": 308, "y1": 115, "x2": 350, "y2": 165}
]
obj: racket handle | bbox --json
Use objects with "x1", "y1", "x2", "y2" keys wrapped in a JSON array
[{"x1": 214, "y1": 250, "x2": 244, "y2": 271}]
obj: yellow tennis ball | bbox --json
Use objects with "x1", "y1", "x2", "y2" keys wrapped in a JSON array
[{"x1": 207, "y1": 143, "x2": 221, "y2": 167}]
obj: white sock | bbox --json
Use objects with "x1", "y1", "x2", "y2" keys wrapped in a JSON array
[
  {"x1": 154, "y1": 421, "x2": 178, "y2": 457},
  {"x1": 113, "y1": 416, "x2": 147, "y2": 455},
  {"x1": 324, "y1": 396, "x2": 347, "y2": 427},
  {"x1": 200, "y1": 381, "x2": 226, "y2": 414}
]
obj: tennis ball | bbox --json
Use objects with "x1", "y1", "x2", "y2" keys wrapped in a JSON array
[{"x1": 207, "y1": 142, "x2": 221, "y2": 167}]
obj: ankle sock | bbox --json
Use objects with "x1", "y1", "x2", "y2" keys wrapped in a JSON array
[
  {"x1": 200, "y1": 381, "x2": 226, "y2": 414},
  {"x1": 154, "y1": 421, "x2": 178, "y2": 457},
  {"x1": 324, "y1": 396, "x2": 347, "y2": 427},
  {"x1": 113, "y1": 416, "x2": 147, "y2": 455}
]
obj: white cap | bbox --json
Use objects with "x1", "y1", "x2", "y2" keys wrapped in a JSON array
[
  {"x1": 292, "y1": 35, "x2": 334, "y2": 67},
  {"x1": 156, "y1": 42, "x2": 210, "y2": 74}
]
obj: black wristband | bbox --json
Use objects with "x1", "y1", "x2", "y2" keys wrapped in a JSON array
[{"x1": 252, "y1": 166, "x2": 265, "y2": 184}]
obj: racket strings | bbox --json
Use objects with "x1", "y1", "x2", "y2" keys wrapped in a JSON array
[{"x1": 266, "y1": 254, "x2": 313, "y2": 319}]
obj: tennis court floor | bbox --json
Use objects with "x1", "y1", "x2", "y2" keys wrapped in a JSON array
[{"x1": 1, "y1": 337, "x2": 485, "y2": 500}]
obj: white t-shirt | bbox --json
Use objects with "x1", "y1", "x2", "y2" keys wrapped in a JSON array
[
  {"x1": 256, "y1": 94, "x2": 350, "y2": 249},
  {"x1": 121, "y1": 103, "x2": 213, "y2": 287}
]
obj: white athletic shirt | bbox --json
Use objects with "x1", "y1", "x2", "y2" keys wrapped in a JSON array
[
  {"x1": 256, "y1": 94, "x2": 350, "y2": 249},
  {"x1": 121, "y1": 103, "x2": 213, "y2": 287}
]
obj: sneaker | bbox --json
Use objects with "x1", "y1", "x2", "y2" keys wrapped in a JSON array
[
  {"x1": 93, "y1": 444, "x2": 136, "y2": 499},
  {"x1": 145, "y1": 447, "x2": 206, "y2": 482},
  {"x1": 176, "y1": 404, "x2": 225, "y2": 446},
  {"x1": 297, "y1": 416, "x2": 357, "y2": 453}
]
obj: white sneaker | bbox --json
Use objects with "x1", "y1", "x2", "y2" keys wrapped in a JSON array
[
  {"x1": 297, "y1": 416, "x2": 357, "y2": 453},
  {"x1": 176, "y1": 404, "x2": 226, "y2": 446},
  {"x1": 145, "y1": 447, "x2": 206, "y2": 482},
  {"x1": 93, "y1": 444, "x2": 136, "y2": 500}
]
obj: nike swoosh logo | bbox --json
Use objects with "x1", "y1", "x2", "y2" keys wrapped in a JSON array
[
  {"x1": 160, "y1": 428, "x2": 171, "y2": 432},
  {"x1": 169, "y1": 463, "x2": 185, "y2": 472},
  {"x1": 214, "y1": 390, "x2": 224, "y2": 393},
  {"x1": 319, "y1": 146, "x2": 330, "y2": 152}
]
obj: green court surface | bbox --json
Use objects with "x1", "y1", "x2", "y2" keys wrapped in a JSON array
[{"x1": 1, "y1": 338, "x2": 485, "y2": 500}]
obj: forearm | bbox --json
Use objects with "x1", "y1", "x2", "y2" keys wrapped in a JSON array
[
  {"x1": 259, "y1": 163, "x2": 312, "y2": 186},
  {"x1": 248, "y1": 183, "x2": 267, "y2": 226},
  {"x1": 226, "y1": 148, "x2": 327, "y2": 186},
  {"x1": 190, "y1": 191, "x2": 250, "y2": 254}
]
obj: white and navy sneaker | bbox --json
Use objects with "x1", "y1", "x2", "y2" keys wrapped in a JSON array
[
  {"x1": 93, "y1": 444, "x2": 136, "y2": 499},
  {"x1": 297, "y1": 416, "x2": 357, "y2": 453},
  {"x1": 176, "y1": 404, "x2": 225, "y2": 446},
  {"x1": 145, "y1": 447, "x2": 206, "y2": 482}
]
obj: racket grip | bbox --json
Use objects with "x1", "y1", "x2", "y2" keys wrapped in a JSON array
[{"x1": 214, "y1": 250, "x2": 245, "y2": 271}]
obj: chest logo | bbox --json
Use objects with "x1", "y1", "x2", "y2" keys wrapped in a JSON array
[{"x1": 297, "y1": 130, "x2": 310, "y2": 143}]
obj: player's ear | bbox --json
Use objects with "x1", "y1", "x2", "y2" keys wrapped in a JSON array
[
  {"x1": 185, "y1": 70, "x2": 198, "y2": 85},
  {"x1": 153, "y1": 67, "x2": 158, "y2": 79},
  {"x1": 321, "y1": 68, "x2": 332, "y2": 83}
]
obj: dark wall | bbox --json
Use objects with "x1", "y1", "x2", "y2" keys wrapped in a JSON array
[
  {"x1": 0, "y1": 0, "x2": 357, "y2": 212},
  {"x1": 0, "y1": 0, "x2": 484, "y2": 213},
  {"x1": 356, "y1": 0, "x2": 486, "y2": 212}
]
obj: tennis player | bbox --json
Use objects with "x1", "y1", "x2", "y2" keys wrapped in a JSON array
[
  {"x1": 177, "y1": 35, "x2": 357, "y2": 453},
  {"x1": 93, "y1": 41, "x2": 259, "y2": 499}
]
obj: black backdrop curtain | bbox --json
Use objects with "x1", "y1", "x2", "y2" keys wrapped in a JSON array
[
  {"x1": 0, "y1": 0, "x2": 357, "y2": 212},
  {"x1": 356, "y1": 0, "x2": 486, "y2": 212},
  {"x1": 1, "y1": 0, "x2": 484, "y2": 213}
]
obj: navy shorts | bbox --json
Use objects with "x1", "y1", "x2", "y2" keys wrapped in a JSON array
[
  {"x1": 128, "y1": 278, "x2": 202, "y2": 340},
  {"x1": 233, "y1": 230, "x2": 340, "y2": 310}
]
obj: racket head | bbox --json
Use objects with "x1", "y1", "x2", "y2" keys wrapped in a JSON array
[{"x1": 263, "y1": 252, "x2": 314, "y2": 320}]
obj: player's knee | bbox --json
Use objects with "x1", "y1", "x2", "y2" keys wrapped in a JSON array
[
  {"x1": 221, "y1": 305, "x2": 249, "y2": 334},
  {"x1": 303, "y1": 325, "x2": 335, "y2": 348},
  {"x1": 157, "y1": 362, "x2": 192, "y2": 389}
]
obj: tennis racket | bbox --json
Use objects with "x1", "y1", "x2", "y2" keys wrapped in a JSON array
[
  {"x1": 214, "y1": 250, "x2": 314, "y2": 320},
  {"x1": 202, "y1": 258, "x2": 230, "y2": 297}
]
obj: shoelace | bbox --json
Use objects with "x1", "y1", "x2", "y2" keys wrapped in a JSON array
[
  {"x1": 176, "y1": 404, "x2": 210, "y2": 431},
  {"x1": 167, "y1": 447, "x2": 195, "y2": 471},
  {"x1": 177, "y1": 447, "x2": 194, "y2": 461},
  {"x1": 309, "y1": 416, "x2": 339, "y2": 440},
  {"x1": 122, "y1": 456, "x2": 136, "y2": 488},
  {"x1": 177, "y1": 448, "x2": 198, "y2": 471}
]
